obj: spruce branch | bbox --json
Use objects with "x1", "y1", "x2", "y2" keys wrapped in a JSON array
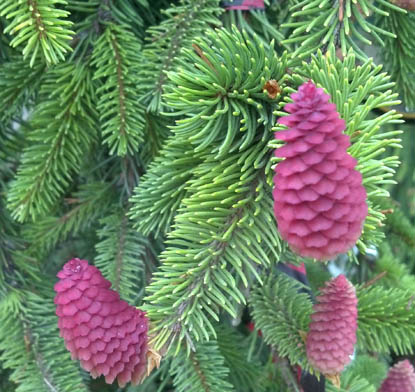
[
  {"x1": 25, "y1": 291, "x2": 89, "y2": 392},
  {"x1": 0, "y1": 121, "x2": 25, "y2": 175},
  {"x1": 144, "y1": 141, "x2": 281, "y2": 351},
  {"x1": 0, "y1": 57, "x2": 44, "y2": 124},
  {"x1": 137, "y1": 112, "x2": 172, "y2": 168},
  {"x1": 7, "y1": 61, "x2": 98, "y2": 223},
  {"x1": 222, "y1": 9, "x2": 285, "y2": 47},
  {"x1": 216, "y1": 325, "x2": 266, "y2": 392},
  {"x1": 164, "y1": 26, "x2": 288, "y2": 158},
  {"x1": 0, "y1": 0, "x2": 75, "y2": 66},
  {"x1": 128, "y1": 137, "x2": 207, "y2": 237},
  {"x1": 326, "y1": 371, "x2": 376, "y2": 391},
  {"x1": 22, "y1": 182, "x2": 115, "y2": 254},
  {"x1": 92, "y1": 23, "x2": 145, "y2": 156},
  {"x1": 0, "y1": 289, "x2": 88, "y2": 392},
  {"x1": 95, "y1": 209, "x2": 154, "y2": 305},
  {"x1": 346, "y1": 354, "x2": 388, "y2": 390},
  {"x1": 357, "y1": 284, "x2": 415, "y2": 354},
  {"x1": 282, "y1": 0, "x2": 405, "y2": 60},
  {"x1": 170, "y1": 341, "x2": 235, "y2": 392},
  {"x1": 381, "y1": 197, "x2": 415, "y2": 249},
  {"x1": 138, "y1": 0, "x2": 223, "y2": 113},
  {"x1": 378, "y1": 11, "x2": 415, "y2": 110},
  {"x1": 370, "y1": 242, "x2": 415, "y2": 290},
  {"x1": 250, "y1": 273, "x2": 313, "y2": 372}
]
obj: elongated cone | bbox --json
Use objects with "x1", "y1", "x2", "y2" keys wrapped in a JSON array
[
  {"x1": 273, "y1": 81, "x2": 368, "y2": 260},
  {"x1": 379, "y1": 360, "x2": 415, "y2": 392},
  {"x1": 306, "y1": 275, "x2": 357, "y2": 378},
  {"x1": 54, "y1": 258, "x2": 148, "y2": 387}
]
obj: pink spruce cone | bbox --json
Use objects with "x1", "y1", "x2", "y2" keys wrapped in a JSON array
[
  {"x1": 54, "y1": 258, "x2": 148, "y2": 387},
  {"x1": 273, "y1": 81, "x2": 368, "y2": 260},
  {"x1": 306, "y1": 275, "x2": 357, "y2": 376},
  {"x1": 379, "y1": 360, "x2": 415, "y2": 392}
]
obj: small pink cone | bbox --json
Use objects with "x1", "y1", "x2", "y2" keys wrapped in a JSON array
[
  {"x1": 54, "y1": 258, "x2": 149, "y2": 387},
  {"x1": 379, "y1": 360, "x2": 415, "y2": 392},
  {"x1": 306, "y1": 275, "x2": 357, "y2": 377}
]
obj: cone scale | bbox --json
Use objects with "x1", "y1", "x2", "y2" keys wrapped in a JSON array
[
  {"x1": 273, "y1": 81, "x2": 368, "y2": 260},
  {"x1": 306, "y1": 275, "x2": 358, "y2": 382},
  {"x1": 54, "y1": 258, "x2": 149, "y2": 387}
]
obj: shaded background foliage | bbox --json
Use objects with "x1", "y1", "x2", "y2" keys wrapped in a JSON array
[{"x1": 0, "y1": 0, "x2": 414, "y2": 391}]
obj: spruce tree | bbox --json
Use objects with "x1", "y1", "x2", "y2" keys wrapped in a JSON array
[{"x1": 0, "y1": 0, "x2": 414, "y2": 391}]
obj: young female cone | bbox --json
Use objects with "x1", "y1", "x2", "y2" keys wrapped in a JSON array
[
  {"x1": 379, "y1": 360, "x2": 415, "y2": 392},
  {"x1": 273, "y1": 81, "x2": 368, "y2": 260},
  {"x1": 54, "y1": 258, "x2": 149, "y2": 387},
  {"x1": 306, "y1": 275, "x2": 358, "y2": 383}
]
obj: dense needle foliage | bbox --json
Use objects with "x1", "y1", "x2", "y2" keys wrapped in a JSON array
[{"x1": 0, "y1": 0, "x2": 414, "y2": 391}]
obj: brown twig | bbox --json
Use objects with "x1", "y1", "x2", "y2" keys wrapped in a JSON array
[
  {"x1": 339, "y1": 0, "x2": 344, "y2": 21},
  {"x1": 362, "y1": 271, "x2": 387, "y2": 289}
]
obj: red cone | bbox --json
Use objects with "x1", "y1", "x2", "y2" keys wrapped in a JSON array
[
  {"x1": 273, "y1": 81, "x2": 368, "y2": 260},
  {"x1": 306, "y1": 275, "x2": 357, "y2": 376},
  {"x1": 54, "y1": 258, "x2": 148, "y2": 387},
  {"x1": 379, "y1": 360, "x2": 415, "y2": 392}
]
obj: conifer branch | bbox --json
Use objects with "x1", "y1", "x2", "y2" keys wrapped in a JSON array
[
  {"x1": 326, "y1": 372, "x2": 376, "y2": 391},
  {"x1": 0, "y1": 0, "x2": 75, "y2": 66},
  {"x1": 380, "y1": 198, "x2": 415, "y2": 249},
  {"x1": 138, "y1": 0, "x2": 223, "y2": 113},
  {"x1": 250, "y1": 274, "x2": 313, "y2": 372},
  {"x1": 282, "y1": 0, "x2": 405, "y2": 60},
  {"x1": 128, "y1": 137, "x2": 206, "y2": 237},
  {"x1": 92, "y1": 23, "x2": 145, "y2": 156},
  {"x1": 378, "y1": 11, "x2": 415, "y2": 110},
  {"x1": 0, "y1": 289, "x2": 88, "y2": 392},
  {"x1": 95, "y1": 210, "x2": 153, "y2": 304},
  {"x1": 170, "y1": 341, "x2": 235, "y2": 392},
  {"x1": 164, "y1": 26, "x2": 287, "y2": 158},
  {"x1": 357, "y1": 285, "x2": 415, "y2": 354},
  {"x1": 0, "y1": 57, "x2": 44, "y2": 124},
  {"x1": 23, "y1": 322, "x2": 59, "y2": 392},
  {"x1": 23, "y1": 182, "x2": 115, "y2": 254},
  {"x1": 144, "y1": 141, "x2": 281, "y2": 351},
  {"x1": 216, "y1": 325, "x2": 266, "y2": 392},
  {"x1": 370, "y1": 242, "x2": 415, "y2": 290},
  {"x1": 7, "y1": 61, "x2": 98, "y2": 222}
]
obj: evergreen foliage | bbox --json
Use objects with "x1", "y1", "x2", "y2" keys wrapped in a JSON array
[
  {"x1": 371, "y1": 242, "x2": 415, "y2": 290},
  {"x1": 92, "y1": 23, "x2": 145, "y2": 156},
  {"x1": 0, "y1": 288, "x2": 87, "y2": 392},
  {"x1": 143, "y1": 141, "x2": 281, "y2": 350},
  {"x1": 95, "y1": 210, "x2": 150, "y2": 305},
  {"x1": 170, "y1": 341, "x2": 234, "y2": 392},
  {"x1": 250, "y1": 273, "x2": 313, "y2": 372},
  {"x1": 0, "y1": 0, "x2": 74, "y2": 66},
  {"x1": 0, "y1": 0, "x2": 414, "y2": 391},
  {"x1": 163, "y1": 26, "x2": 287, "y2": 157},
  {"x1": 216, "y1": 325, "x2": 266, "y2": 392},
  {"x1": 379, "y1": 10, "x2": 415, "y2": 110},
  {"x1": 6, "y1": 61, "x2": 98, "y2": 223},
  {"x1": 326, "y1": 372, "x2": 376, "y2": 392},
  {"x1": 23, "y1": 182, "x2": 115, "y2": 255},
  {"x1": 346, "y1": 354, "x2": 388, "y2": 389},
  {"x1": 138, "y1": 0, "x2": 223, "y2": 113},
  {"x1": 282, "y1": 0, "x2": 404, "y2": 60},
  {"x1": 0, "y1": 57, "x2": 44, "y2": 123},
  {"x1": 128, "y1": 137, "x2": 206, "y2": 237},
  {"x1": 357, "y1": 284, "x2": 415, "y2": 354}
]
